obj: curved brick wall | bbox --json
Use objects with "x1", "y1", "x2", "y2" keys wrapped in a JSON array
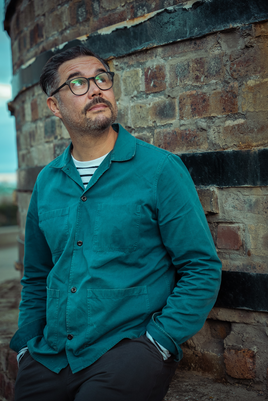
[{"x1": 2, "y1": 0, "x2": 268, "y2": 398}]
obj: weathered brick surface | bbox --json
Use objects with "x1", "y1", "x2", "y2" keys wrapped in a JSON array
[
  {"x1": 5, "y1": 0, "x2": 268, "y2": 392},
  {"x1": 217, "y1": 225, "x2": 243, "y2": 250},
  {"x1": 154, "y1": 127, "x2": 208, "y2": 153},
  {"x1": 145, "y1": 65, "x2": 166, "y2": 93},
  {"x1": 224, "y1": 349, "x2": 256, "y2": 379}
]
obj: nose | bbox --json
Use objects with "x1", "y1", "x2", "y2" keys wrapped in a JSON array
[{"x1": 86, "y1": 79, "x2": 102, "y2": 99}]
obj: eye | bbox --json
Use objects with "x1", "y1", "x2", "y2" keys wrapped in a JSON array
[
  {"x1": 95, "y1": 74, "x2": 107, "y2": 83},
  {"x1": 71, "y1": 78, "x2": 86, "y2": 87}
]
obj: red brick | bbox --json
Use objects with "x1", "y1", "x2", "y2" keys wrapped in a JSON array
[
  {"x1": 192, "y1": 57, "x2": 206, "y2": 84},
  {"x1": 150, "y1": 98, "x2": 176, "y2": 123},
  {"x1": 217, "y1": 225, "x2": 242, "y2": 250},
  {"x1": 169, "y1": 61, "x2": 191, "y2": 88},
  {"x1": 179, "y1": 91, "x2": 209, "y2": 120},
  {"x1": 160, "y1": 34, "x2": 216, "y2": 59},
  {"x1": 154, "y1": 128, "x2": 207, "y2": 152},
  {"x1": 30, "y1": 21, "x2": 44, "y2": 47},
  {"x1": 31, "y1": 98, "x2": 39, "y2": 121},
  {"x1": 7, "y1": 351, "x2": 18, "y2": 381},
  {"x1": 210, "y1": 83, "x2": 238, "y2": 116},
  {"x1": 69, "y1": 0, "x2": 91, "y2": 26},
  {"x1": 145, "y1": 65, "x2": 166, "y2": 93},
  {"x1": 224, "y1": 348, "x2": 256, "y2": 379},
  {"x1": 15, "y1": 107, "x2": 25, "y2": 130},
  {"x1": 92, "y1": 9, "x2": 127, "y2": 31}
]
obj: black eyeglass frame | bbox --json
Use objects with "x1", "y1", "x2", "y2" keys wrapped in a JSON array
[{"x1": 50, "y1": 71, "x2": 115, "y2": 97}]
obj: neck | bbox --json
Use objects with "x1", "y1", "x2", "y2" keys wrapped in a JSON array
[{"x1": 70, "y1": 125, "x2": 118, "y2": 161}]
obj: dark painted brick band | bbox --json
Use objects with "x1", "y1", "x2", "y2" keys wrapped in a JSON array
[
  {"x1": 11, "y1": 0, "x2": 268, "y2": 99},
  {"x1": 17, "y1": 148, "x2": 268, "y2": 191},
  {"x1": 180, "y1": 148, "x2": 268, "y2": 187},
  {"x1": 215, "y1": 271, "x2": 268, "y2": 312}
]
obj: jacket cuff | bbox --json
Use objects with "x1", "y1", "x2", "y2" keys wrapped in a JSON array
[
  {"x1": 146, "y1": 314, "x2": 183, "y2": 360},
  {"x1": 10, "y1": 317, "x2": 46, "y2": 353}
]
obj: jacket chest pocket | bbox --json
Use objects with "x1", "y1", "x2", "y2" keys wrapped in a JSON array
[
  {"x1": 93, "y1": 203, "x2": 141, "y2": 252},
  {"x1": 39, "y1": 207, "x2": 70, "y2": 254}
]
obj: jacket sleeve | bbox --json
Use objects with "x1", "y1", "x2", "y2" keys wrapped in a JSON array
[
  {"x1": 10, "y1": 181, "x2": 53, "y2": 353},
  {"x1": 146, "y1": 154, "x2": 222, "y2": 360}
]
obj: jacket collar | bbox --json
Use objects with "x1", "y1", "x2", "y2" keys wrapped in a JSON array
[{"x1": 50, "y1": 124, "x2": 136, "y2": 169}]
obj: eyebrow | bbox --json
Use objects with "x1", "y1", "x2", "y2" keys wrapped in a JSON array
[{"x1": 66, "y1": 68, "x2": 107, "y2": 82}]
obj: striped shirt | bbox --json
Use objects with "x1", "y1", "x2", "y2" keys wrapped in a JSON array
[{"x1": 72, "y1": 153, "x2": 108, "y2": 188}]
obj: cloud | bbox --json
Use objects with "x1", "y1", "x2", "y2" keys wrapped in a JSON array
[{"x1": 0, "y1": 83, "x2": 11, "y2": 100}]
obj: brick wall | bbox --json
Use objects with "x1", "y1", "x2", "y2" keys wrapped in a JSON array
[{"x1": 3, "y1": 0, "x2": 268, "y2": 398}]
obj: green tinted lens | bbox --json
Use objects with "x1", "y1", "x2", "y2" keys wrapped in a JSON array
[
  {"x1": 95, "y1": 73, "x2": 112, "y2": 89},
  {"x1": 70, "y1": 78, "x2": 88, "y2": 94}
]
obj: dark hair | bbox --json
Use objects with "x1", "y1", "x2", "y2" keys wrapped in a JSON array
[{"x1": 39, "y1": 45, "x2": 110, "y2": 96}]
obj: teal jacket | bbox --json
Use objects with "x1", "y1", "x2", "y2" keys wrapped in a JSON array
[{"x1": 10, "y1": 124, "x2": 221, "y2": 373}]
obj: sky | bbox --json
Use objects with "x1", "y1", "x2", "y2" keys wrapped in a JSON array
[{"x1": 0, "y1": 0, "x2": 17, "y2": 184}]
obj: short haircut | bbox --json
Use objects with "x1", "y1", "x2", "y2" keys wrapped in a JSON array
[{"x1": 39, "y1": 45, "x2": 110, "y2": 97}]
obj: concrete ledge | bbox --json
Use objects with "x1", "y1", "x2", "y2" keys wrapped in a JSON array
[{"x1": 0, "y1": 226, "x2": 19, "y2": 248}]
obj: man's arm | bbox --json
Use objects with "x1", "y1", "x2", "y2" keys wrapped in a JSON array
[
  {"x1": 10, "y1": 182, "x2": 53, "y2": 353},
  {"x1": 146, "y1": 154, "x2": 222, "y2": 359}
]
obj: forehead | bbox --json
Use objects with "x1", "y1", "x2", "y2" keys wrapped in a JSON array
[{"x1": 58, "y1": 56, "x2": 106, "y2": 80}]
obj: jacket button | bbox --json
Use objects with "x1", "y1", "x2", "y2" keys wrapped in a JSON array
[
  {"x1": 67, "y1": 334, "x2": 73, "y2": 340},
  {"x1": 81, "y1": 196, "x2": 87, "y2": 202},
  {"x1": 71, "y1": 287, "x2": 77, "y2": 293},
  {"x1": 77, "y1": 241, "x2": 83, "y2": 246}
]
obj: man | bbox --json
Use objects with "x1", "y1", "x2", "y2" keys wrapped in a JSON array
[{"x1": 10, "y1": 45, "x2": 221, "y2": 401}]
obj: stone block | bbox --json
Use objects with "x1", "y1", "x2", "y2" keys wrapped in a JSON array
[
  {"x1": 92, "y1": 9, "x2": 127, "y2": 31},
  {"x1": 102, "y1": 0, "x2": 132, "y2": 10},
  {"x1": 217, "y1": 224, "x2": 243, "y2": 250},
  {"x1": 248, "y1": 224, "x2": 268, "y2": 257},
  {"x1": 242, "y1": 79, "x2": 268, "y2": 112},
  {"x1": 44, "y1": 117, "x2": 58, "y2": 140},
  {"x1": 69, "y1": 0, "x2": 91, "y2": 26},
  {"x1": 224, "y1": 348, "x2": 256, "y2": 379},
  {"x1": 130, "y1": 103, "x2": 152, "y2": 128},
  {"x1": 179, "y1": 90, "x2": 209, "y2": 120},
  {"x1": 31, "y1": 98, "x2": 39, "y2": 121},
  {"x1": 197, "y1": 188, "x2": 219, "y2": 215},
  {"x1": 115, "y1": 104, "x2": 129, "y2": 128},
  {"x1": 254, "y1": 21, "x2": 268, "y2": 37},
  {"x1": 168, "y1": 60, "x2": 191, "y2": 88},
  {"x1": 54, "y1": 141, "x2": 71, "y2": 159},
  {"x1": 112, "y1": 72, "x2": 121, "y2": 101},
  {"x1": 122, "y1": 69, "x2": 142, "y2": 97},
  {"x1": 150, "y1": 98, "x2": 176, "y2": 124},
  {"x1": 210, "y1": 83, "x2": 238, "y2": 116},
  {"x1": 29, "y1": 21, "x2": 44, "y2": 48},
  {"x1": 134, "y1": 133, "x2": 153, "y2": 144},
  {"x1": 44, "y1": 8, "x2": 68, "y2": 37},
  {"x1": 160, "y1": 34, "x2": 216, "y2": 58},
  {"x1": 7, "y1": 351, "x2": 18, "y2": 381},
  {"x1": 179, "y1": 84, "x2": 238, "y2": 120},
  {"x1": 145, "y1": 65, "x2": 166, "y2": 93},
  {"x1": 154, "y1": 127, "x2": 208, "y2": 153}
]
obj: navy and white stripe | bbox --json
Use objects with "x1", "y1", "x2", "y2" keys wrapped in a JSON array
[{"x1": 72, "y1": 153, "x2": 108, "y2": 188}]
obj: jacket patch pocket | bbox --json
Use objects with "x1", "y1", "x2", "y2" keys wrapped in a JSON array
[
  {"x1": 93, "y1": 204, "x2": 141, "y2": 252},
  {"x1": 87, "y1": 286, "x2": 149, "y2": 343},
  {"x1": 39, "y1": 207, "x2": 69, "y2": 254},
  {"x1": 43, "y1": 288, "x2": 60, "y2": 351}
]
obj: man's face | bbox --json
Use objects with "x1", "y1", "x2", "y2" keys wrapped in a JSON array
[{"x1": 50, "y1": 56, "x2": 117, "y2": 136}]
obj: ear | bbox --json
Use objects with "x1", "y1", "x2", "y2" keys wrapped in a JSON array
[{"x1": 47, "y1": 96, "x2": 62, "y2": 119}]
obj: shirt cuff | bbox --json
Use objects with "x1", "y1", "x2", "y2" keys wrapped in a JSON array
[
  {"x1": 146, "y1": 331, "x2": 171, "y2": 360},
  {"x1": 17, "y1": 346, "x2": 28, "y2": 365}
]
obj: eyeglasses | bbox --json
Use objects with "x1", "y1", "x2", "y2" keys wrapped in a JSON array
[{"x1": 50, "y1": 72, "x2": 115, "y2": 97}]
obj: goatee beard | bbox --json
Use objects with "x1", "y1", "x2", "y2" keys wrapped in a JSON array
[
  {"x1": 60, "y1": 97, "x2": 118, "y2": 137},
  {"x1": 82, "y1": 97, "x2": 118, "y2": 137}
]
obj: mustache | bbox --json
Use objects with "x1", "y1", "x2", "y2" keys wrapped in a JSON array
[{"x1": 83, "y1": 97, "x2": 113, "y2": 114}]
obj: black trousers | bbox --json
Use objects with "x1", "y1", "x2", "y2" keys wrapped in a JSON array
[{"x1": 15, "y1": 335, "x2": 178, "y2": 401}]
